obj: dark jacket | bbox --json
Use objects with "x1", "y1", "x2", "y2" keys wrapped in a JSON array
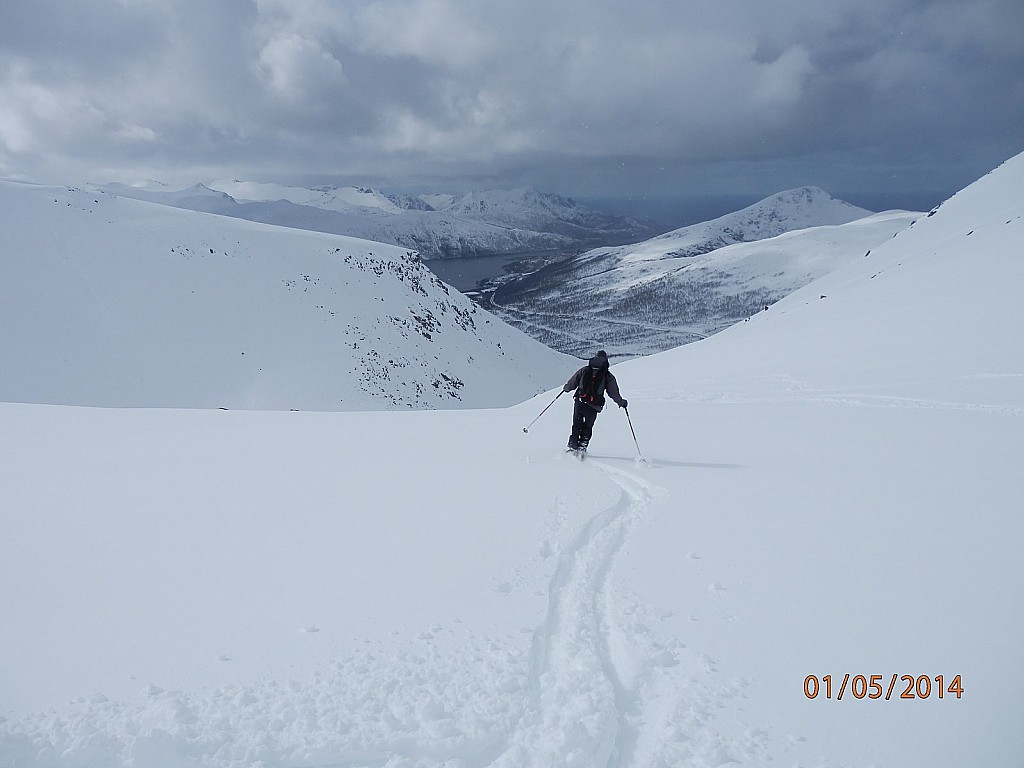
[{"x1": 563, "y1": 362, "x2": 625, "y2": 412}]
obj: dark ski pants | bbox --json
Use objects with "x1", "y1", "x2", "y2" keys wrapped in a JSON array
[{"x1": 569, "y1": 399, "x2": 599, "y2": 449}]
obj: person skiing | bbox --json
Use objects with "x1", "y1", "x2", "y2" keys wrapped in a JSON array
[{"x1": 563, "y1": 350, "x2": 627, "y2": 454}]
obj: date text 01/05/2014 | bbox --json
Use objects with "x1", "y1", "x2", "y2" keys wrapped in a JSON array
[{"x1": 803, "y1": 674, "x2": 963, "y2": 701}]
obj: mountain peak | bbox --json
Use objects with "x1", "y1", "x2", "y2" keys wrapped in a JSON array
[
  {"x1": 757, "y1": 185, "x2": 863, "y2": 213},
  {"x1": 737, "y1": 185, "x2": 869, "y2": 218},
  {"x1": 446, "y1": 187, "x2": 581, "y2": 216},
  {"x1": 652, "y1": 187, "x2": 873, "y2": 248}
]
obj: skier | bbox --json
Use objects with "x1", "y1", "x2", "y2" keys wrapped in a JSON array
[{"x1": 563, "y1": 350, "x2": 627, "y2": 455}]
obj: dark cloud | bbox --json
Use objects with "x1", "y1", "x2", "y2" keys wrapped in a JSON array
[
  {"x1": 1, "y1": 0, "x2": 1021, "y2": 208},
  {"x1": 0, "y1": 0, "x2": 162, "y2": 78}
]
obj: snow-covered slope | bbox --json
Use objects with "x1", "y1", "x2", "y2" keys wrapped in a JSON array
[
  {"x1": 1, "y1": 156, "x2": 1022, "y2": 768},
  {"x1": 419, "y1": 192, "x2": 457, "y2": 210},
  {"x1": 632, "y1": 185, "x2": 872, "y2": 260},
  {"x1": 600, "y1": 151, "x2": 1024, "y2": 767},
  {"x1": 102, "y1": 181, "x2": 235, "y2": 208},
  {"x1": 99, "y1": 182, "x2": 657, "y2": 260},
  {"x1": 210, "y1": 180, "x2": 404, "y2": 214},
  {"x1": 642, "y1": 159, "x2": 1024, "y2": 403},
  {"x1": 0, "y1": 180, "x2": 571, "y2": 410},
  {"x1": 487, "y1": 189, "x2": 908, "y2": 357}
]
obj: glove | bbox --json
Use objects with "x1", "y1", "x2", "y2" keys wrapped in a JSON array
[{"x1": 619, "y1": 399, "x2": 628, "y2": 409}]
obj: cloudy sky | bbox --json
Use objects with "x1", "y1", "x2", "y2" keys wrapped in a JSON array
[{"x1": 2, "y1": 0, "x2": 1022, "y2": 220}]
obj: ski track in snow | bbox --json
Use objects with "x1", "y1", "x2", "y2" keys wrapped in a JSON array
[
  {"x1": 0, "y1": 457, "x2": 766, "y2": 768},
  {"x1": 492, "y1": 459, "x2": 765, "y2": 768},
  {"x1": 492, "y1": 461, "x2": 651, "y2": 767}
]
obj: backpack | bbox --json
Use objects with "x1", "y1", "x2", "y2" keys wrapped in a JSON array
[{"x1": 576, "y1": 356, "x2": 608, "y2": 407}]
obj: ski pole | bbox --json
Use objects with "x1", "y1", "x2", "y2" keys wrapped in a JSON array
[
  {"x1": 624, "y1": 406, "x2": 644, "y2": 460},
  {"x1": 523, "y1": 390, "x2": 563, "y2": 433}
]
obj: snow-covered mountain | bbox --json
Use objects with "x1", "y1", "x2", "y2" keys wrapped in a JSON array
[
  {"x1": 103, "y1": 181, "x2": 234, "y2": 208},
  {"x1": 636, "y1": 185, "x2": 873, "y2": 259},
  {"x1": 2, "y1": 154, "x2": 1021, "y2": 767},
  {"x1": 419, "y1": 192, "x2": 457, "y2": 210},
  {"x1": 0, "y1": 180, "x2": 572, "y2": 410},
  {"x1": 485, "y1": 187, "x2": 904, "y2": 357},
  {"x1": 443, "y1": 187, "x2": 646, "y2": 240},
  {"x1": 98, "y1": 181, "x2": 658, "y2": 260},
  {"x1": 210, "y1": 180, "x2": 404, "y2": 214}
]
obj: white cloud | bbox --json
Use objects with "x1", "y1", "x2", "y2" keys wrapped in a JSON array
[
  {"x1": 346, "y1": 0, "x2": 494, "y2": 70},
  {"x1": 753, "y1": 45, "x2": 815, "y2": 114},
  {"x1": 0, "y1": 62, "x2": 106, "y2": 154},
  {"x1": 258, "y1": 33, "x2": 346, "y2": 98},
  {"x1": 113, "y1": 122, "x2": 158, "y2": 143}
]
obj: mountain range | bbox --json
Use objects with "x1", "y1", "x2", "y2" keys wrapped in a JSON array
[
  {"x1": 98, "y1": 181, "x2": 659, "y2": 260},
  {"x1": 481, "y1": 187, "x2": 920, "y2": 357},
  {"x1": 95, "y1": 181, "x2": 922, "y2": 360}
]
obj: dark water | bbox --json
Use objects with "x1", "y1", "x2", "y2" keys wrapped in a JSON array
[{"x1": 424, "y1": 251, "x2": 566, "y2": 292}]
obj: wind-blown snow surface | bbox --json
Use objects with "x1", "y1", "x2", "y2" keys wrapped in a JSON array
[
  {"x1": 488, "y1": 187, "x2": 889, "y2": 357},
  {"x1": 2, "y1": 156, "x2": 1023, "y2": 767},
  {"x1": 0, "y1": 180, "x2": 571, "y2": 410}
]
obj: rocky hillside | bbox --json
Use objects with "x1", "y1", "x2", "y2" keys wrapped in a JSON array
[{"x1": 0, "y1": 180, "x2": 572, "y2": 410}]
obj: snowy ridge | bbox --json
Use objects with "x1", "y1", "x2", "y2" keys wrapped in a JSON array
[
  {"x1": 98, "y1": 182, "x2": 657, "y2": 260},
  {"x1": 210, "y1": 180, "x2": 404, "y2": 214},
  {"x1": 638, "y1": 185, "x2": 872, "y2": 260},
  {"x1": 0, "y1": 180, "x2": 571, "y2": 410},
  {"x1": 443, "y1": 187, "x2": 640, "y2": 240},
  {"x1": 102, "y1": 182, "x2": 235, "y2": 207}
]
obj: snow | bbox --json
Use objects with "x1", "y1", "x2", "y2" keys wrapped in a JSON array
[
  {"x1": 612, "y1": 210, "x2": 918, "y2": 295},
  {"x1": 486, "y1": 198, "x2": 916, "y2": 358},
  {"x1": 208, "y1": 180, "x2": 404, "y2": 215},
  {"x1": 0, "y1": 180, "x2": 571, "y2": 410},
  {"x1": 622, "y1": 185, "x2": 873, "y2": 264},
  {"x1": 2, "y1": 154, "x2": 1023, "y2": 767},
  {"x1": 97, "y1": 183, "x2": 571, "y2": 260},
  {"x1": 443, "y1": 188, "x2": 597, "y2": 228},
  {"x1": 420, "y1": 193, "x2": 457, "y2": 211},
  {"x1": 99, "y1": 181, "x2": 654, "y2": 261}
]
